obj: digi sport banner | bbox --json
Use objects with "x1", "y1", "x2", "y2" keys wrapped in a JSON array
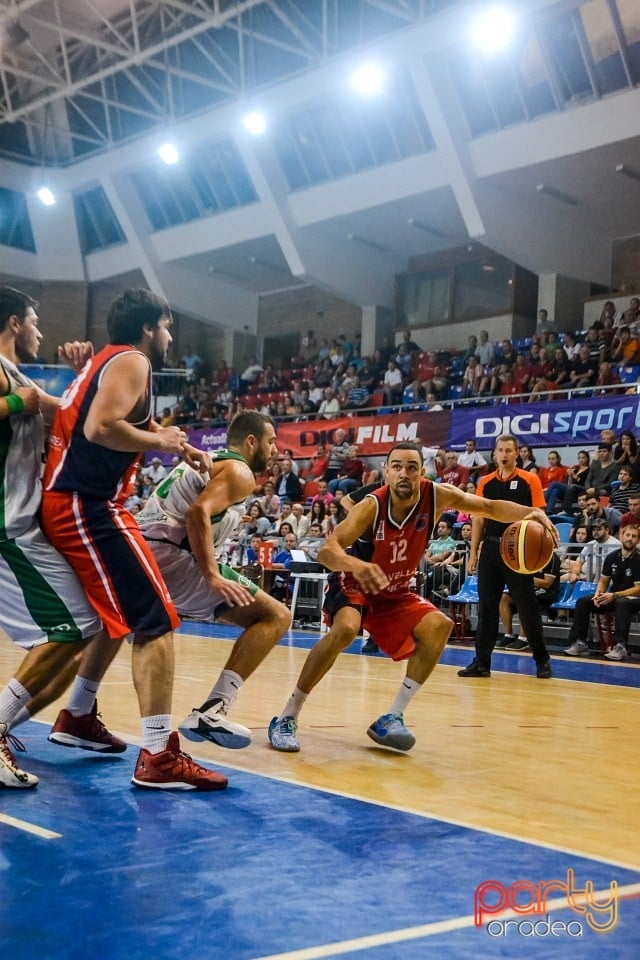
[{"x1": 446, "y1": 393, "x2": 640, "y2": 449}]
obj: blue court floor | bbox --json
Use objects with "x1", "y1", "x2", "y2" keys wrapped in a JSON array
[{"x1": 2, "y1": 624, "x2": 639, "y2": 960}]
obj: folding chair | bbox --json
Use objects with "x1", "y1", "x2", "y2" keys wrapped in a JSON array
[{"x1": 447, "y1": 575, "x2": 479, "y2": 642}]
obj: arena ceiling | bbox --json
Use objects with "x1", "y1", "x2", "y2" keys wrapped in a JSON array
[{"x1": 1, "y1": 0, "x2": 639, "y2": 320}]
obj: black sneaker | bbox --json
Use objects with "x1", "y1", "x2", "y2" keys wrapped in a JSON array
[
  {"x1": 505, "y1": 638, "x2": 530, "y2": 651},
  {"x1": 536, "y1": 660, "x2": 553, "y2": 679},
  {"x1": 458, "y1": 659, "x2": 491, "y2": 678},
  {"x1": 361, "y1": 639, "x2": 379, "y2": 654},
  {"x1": 494, "y1": 635, "x2": 512, "y2": 649}
]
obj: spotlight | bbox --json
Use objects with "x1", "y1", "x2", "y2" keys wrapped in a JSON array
[
  {"x1": 37, "y1": 187, "x2": 56, "y2": 206},
  {"x1": 242, "y1": 111, "x2": 266, "y2": 135},
  {"x1": 158, "y1": 142, "x2": 179, "y2": 165},
  {"x1": 351, "y1": 63, "x2": 384, "y2": 95},
  {"x1": 470, "y1": 5, "x2": 516, "y2": 55}
]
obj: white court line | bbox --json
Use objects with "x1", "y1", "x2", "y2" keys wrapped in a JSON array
[
  {"x1": 0, "y1": 812, "x2": 61, "y2": 839},
  {"x1": 247, "y1": 883, "x2": 640, "y2": 960}
]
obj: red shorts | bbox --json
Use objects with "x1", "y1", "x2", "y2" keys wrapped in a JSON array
[
  {"x1": 324, "y1": 579, "x2": 438, "y2": 661},
  {"x1": 41, "y1": 491, "x2": 179, "y2": 640}
]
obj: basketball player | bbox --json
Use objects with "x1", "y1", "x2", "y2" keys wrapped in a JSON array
[
  {"x1": 135, "y1": 411, "x2": 291, "y2": 748},
  {"x1": 41, "y1": 288, "x2": 225, "y2": 791},
  {"x1": 458, "y1": 433, "x2": 553, "y2": 679},
  {"x1": 0, "y1": 286, "x2": 123, "y2": 790},
  {"x1": 268, "y1": 441, "x2": 556, "y2": 753}
]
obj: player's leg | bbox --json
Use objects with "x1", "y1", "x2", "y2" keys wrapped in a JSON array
[
  {"x1": 180, "y1": 584, "x2": 291, "y2": 749},
  {"x1": 367, "y1": 603, "x2": 451, "y2": 751},
  {"x1": 42, "y1": 497, "x2": 226, "y2": 790},
  {"x1": 268, "y1": 604, "x2": 363, "y2": 752},
  {"x1": 0, "y1": 527, "x2": 123, "y2": 759}
]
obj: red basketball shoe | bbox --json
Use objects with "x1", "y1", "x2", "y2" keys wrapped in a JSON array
[
  {"x1": 131, "y1": 732, "x2": 228, "y2": 791},
  {"x1": 49, "y1": 701, "x2": 127, "y2": 753}
]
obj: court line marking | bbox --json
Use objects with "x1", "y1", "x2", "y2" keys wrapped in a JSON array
[
  {"x1": 247, "y1": 882, "x2": 640, "y2": 960},
  {"x1": 25, "y1": 716, "x2": 640, "y2": 873},
  {"x1": 0, "y1": 813, "x2": 62, "y2": 839}
]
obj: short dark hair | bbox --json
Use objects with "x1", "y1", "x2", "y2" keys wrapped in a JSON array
[
  {"x1": 0, "y1": 285, "x2": 37, "y2": 333},
  {"x1": 386, "y1": 442, "x2": 423, "y2": 464},
  {"x1": 227, "y1": 411, "x2": 275, "y2": 447},
  {"x1": 107, "y1": 288, "x2": 171, "y2": 344}
]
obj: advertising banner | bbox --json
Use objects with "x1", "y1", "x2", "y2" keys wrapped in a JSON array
[
  {"x1": 274, "y1": 410, "x2": 451, "y2": 458},
  {"x1": 447, "y1": 394, "x2": 640, "y2": 449}
]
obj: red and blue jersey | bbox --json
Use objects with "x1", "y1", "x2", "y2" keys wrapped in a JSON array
[
  {"x1": 44, "y1": 345, "x2": 151, "y2": 502},
  {"x1": 343, "y1": 478, "x2": 436, "y2": 598}
]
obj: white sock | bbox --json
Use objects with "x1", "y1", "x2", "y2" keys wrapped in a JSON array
[
  {"x1": 203, "y1": 669, "x2": 243, "y2": 713},
  {"x1": 65, "y1": 676, "x2": 99, "y2": 717},
  {"x1": 390, "y1": 677, "x2": 422, "y2": 715},
  {"x1": 279, "y1": 687, "x2": 308, "y2": 721},
  {"x1": 0, "y1": 679, "x2": 31, "y2": 726},
  {"x1": 141, "y1": 715, "x2": 172, "y2": 753},
  {"x1": 9, "y1": 706, "x2": 31, "y2": 730}
]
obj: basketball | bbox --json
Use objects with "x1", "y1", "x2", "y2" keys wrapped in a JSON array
[{"x1": 500, "y1": 519, "x2": 555, "y2": 575}]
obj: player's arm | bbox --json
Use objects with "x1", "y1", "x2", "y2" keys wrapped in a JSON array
[
  {"x1": 83, "y1": 352, "x2": 186, "y2": 454},
  {"x1": 0, "y1": 365, "x2": 40, "y2": 419},
  {"x1": 318, "y1": 497, "x2": 389, "y2": 594},
  {"x1": 185, "y1": 461, "x2": 257, "y2": 607},
  {"x1": 436, "y1": 483, "x2": 558, "y2": 544}
]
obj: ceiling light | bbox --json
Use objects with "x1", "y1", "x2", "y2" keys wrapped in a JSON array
[
  {"x1": 536, "y1": 183, "x2": 578, "y2": 206},
  {"x1": 351, "y1": 63, "x2": 384, "y2": 95},
  {"x1": 407, "y1": 217, "x2": 450, "y2": 240},
  {"x1": 242, "y1": 111, "x2": 266, "y2": 135},
  {"x1": 347, "y1": 233, "x2": 389, "y2": 254},
  {"x1": 616, "y1": 163, "x2": 640, "y2": 183},
  {"x1": 37, "y1": 187, "x2": 56, "y2": 206},
  {"x1": 158, "y1": 142, "x2": 179, "y2": 165},
  {"x1": 470, "y1": 6, "x2": 516, "y2": 55}
]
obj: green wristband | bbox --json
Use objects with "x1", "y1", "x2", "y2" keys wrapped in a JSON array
[{"x1": 5, "y1": 393, "x2": 26, "y2": 415}]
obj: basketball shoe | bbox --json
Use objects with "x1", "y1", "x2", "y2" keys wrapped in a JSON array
[
  {"x1": 367, "y1": 713, "x2": 416, "y2": 751},
  {"x1": 179, "y1": 700, "x2": 251, "y2": 749},
  {"x1": 268, "y1": 716, "x2": 300, "y2": 752},
  {"x1": 131, "y1": 732, "x2": 228, "y2": 790},
  {"x1": 49, "y1": 701, "x2": 127, "y2": 753},
  {"x1": 0, "y1": 722, "x2": 39, "y2": 789}
]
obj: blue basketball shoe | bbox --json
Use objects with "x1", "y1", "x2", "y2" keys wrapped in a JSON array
[
  {"x1": 366, "y1": 713, "x2": 415, "y2": 751},
  {"x1": 268, "y1": 716, "x2": 300, "y2": 752}
]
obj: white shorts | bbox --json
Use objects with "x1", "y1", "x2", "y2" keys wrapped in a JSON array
[
  {"x1": 146, "y1": 541, "x2": 258, "y2": 621},
  {"x1": 0, "y1": 524, "x2": 102, "y2": 649}
]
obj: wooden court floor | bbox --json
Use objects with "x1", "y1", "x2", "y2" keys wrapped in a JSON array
[
  {"x1": 2, "y1": 624, "x2": 639, "y2": 869},
  {"x1": 2, "y1": 625, "x2": 640, "y2": 960}
]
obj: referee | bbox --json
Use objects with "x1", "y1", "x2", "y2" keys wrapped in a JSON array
[{"x1": 458, "y1": 434, "x2": 552, "y2": 679}]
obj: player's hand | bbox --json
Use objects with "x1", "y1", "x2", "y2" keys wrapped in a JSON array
[
  {"x1": 58, "y1": 340, "x2": 94, "y2": 372},
  {"x1": 182, "y1": 443, "x2": 211, "y2": 473},
  {"x1": 12, "y1": 386, "x2": 41, "y2": 415},
  {"x1": 524, "y1": 508, "x2": 559, "y2": 546},
  {"x1": 210, "y1": 576, "x2": 255, "y2": 608},
  {"x1": 353, "y1": 561, "x2": 389, "y2": 595},
  {"x1": 155, "y1": 425, "x2": 188, "y2": 454}
]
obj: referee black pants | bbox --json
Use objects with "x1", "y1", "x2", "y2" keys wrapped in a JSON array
[{"x1": 475, "y1": 539, "x2": 549, "y2": 668}]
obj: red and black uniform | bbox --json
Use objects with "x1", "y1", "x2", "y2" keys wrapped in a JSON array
[
  {"x1": 474, "y1": 467, "x2": 549, "y2": 668},
  {"x1": 324, "y1": 479, "x2": 439, "y2": 660},
  {"x1": 41, "y1": 345, "x2": 179, "y2": 640}
]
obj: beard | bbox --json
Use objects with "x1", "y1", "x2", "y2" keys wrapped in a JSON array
[
  {"x1": 250, "y1": 450, "x2": 268, "y2": 474},
  {"x1": 149, "y1": 340, "x2": 167, "y2": 372}
]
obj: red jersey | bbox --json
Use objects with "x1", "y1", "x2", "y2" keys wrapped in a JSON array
[
  {"x1": 342, "y1": 478, "x2": 435, "y2": 599},
  {"x1": 44, "y1": 344, "x2": 151, "y2": 502}
]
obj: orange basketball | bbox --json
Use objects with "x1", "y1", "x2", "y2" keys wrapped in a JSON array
[{"x1": 500, "y1": 519, "x2": 555, "y2": 575}]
